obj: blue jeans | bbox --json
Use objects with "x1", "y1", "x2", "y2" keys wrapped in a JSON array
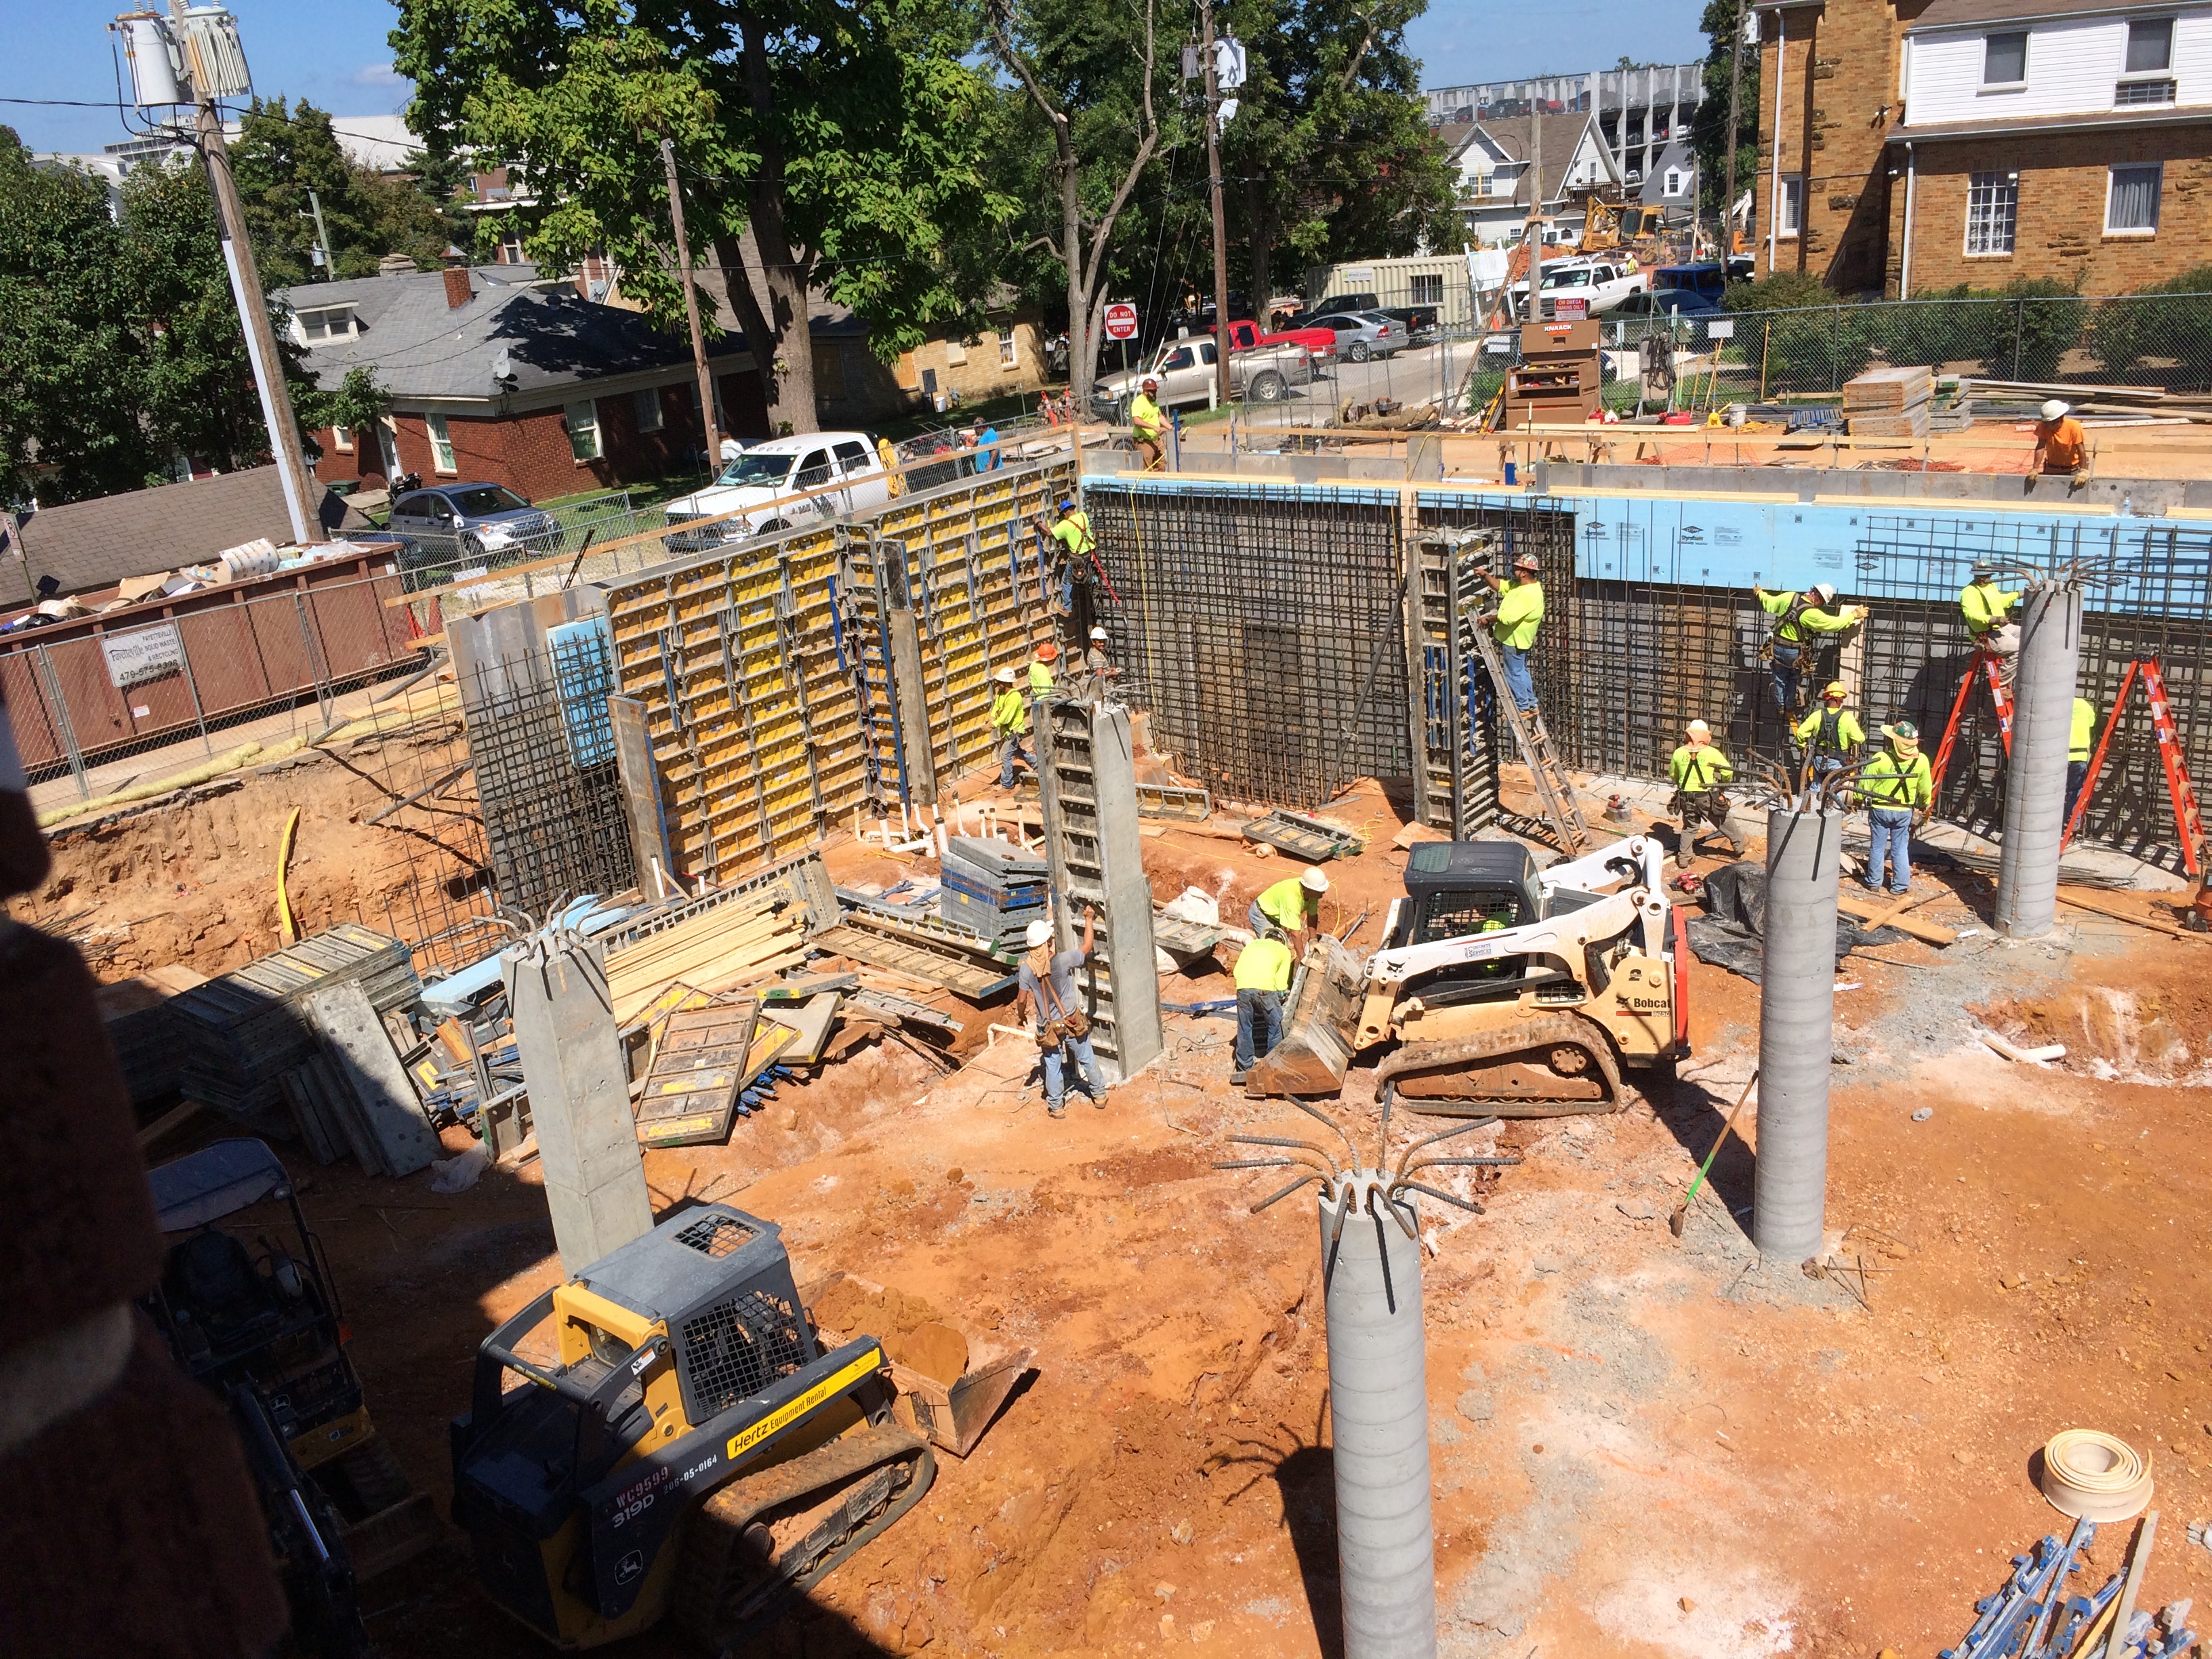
[
  {"x1": 1246, "y1": 898, "x2": 1269, "y2": 936},
  {"x1": 1235, "y1": 989, "x2": 1285, "y2": 1075},
  {"x1": 2066, "y1": 760, "x2": 2088, "y2": 828},
  {"x1": 1811, "y1": 756, "x2": 1845, "y2": 780},
  {"x1": 998, "y1": 733, "x2": 1033, "y2": 787},
  {"x1": 1771, "y1": 643, "x2": 1803, "y2": 715},
  {"x1": 1498, "y1": 642, "x2": 1537, "y2": 713},
  {"x1": 1866, "y1": 808, "x2": 1912, "y2": 893},
  {"x1": 1042, "y1": 1032, "x2": 1106, "y2": 1111}
]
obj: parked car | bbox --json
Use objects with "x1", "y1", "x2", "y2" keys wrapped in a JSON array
[
  {"x1": 1092, "y1": 333, "x2": 1314, "y2": 419},
  {"x1": 1644, "y1": 263, "x2": 1738, "y2": 316},
  {"x1": 1220, "y1": 317, "x2": 1338, "y2": 368},
  {"x1": 663, "y1": 431, "x2": 891, "y2": 548},
  {"x1": 1311, "y1": 291, "x2": 1439, "y2": 342},
  {"x1": 1508, "y1": 258, "x2": 1649, "y2": 321},
  {"x1": 386, "y1": 482, "x2": 563, "y2": 575},
  {"x1": 1305, "y1": 310, "x2": 1406, "y2": 363}
]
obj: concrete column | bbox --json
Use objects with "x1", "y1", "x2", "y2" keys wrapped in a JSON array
[
  {"x1": 503, "y1": 928, "x2": 655, "y2": 1275},
  {"x1": 1996, "y1": 581, "x2": 2083, "y2": 939},
  {"x1": 1753, "y1": 808, "x2": 1841, "y2": 1264}
]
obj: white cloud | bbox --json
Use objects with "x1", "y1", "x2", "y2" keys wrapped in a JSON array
[{"x1": 352, "y1": 62, "x2": 403, "y2": 87}]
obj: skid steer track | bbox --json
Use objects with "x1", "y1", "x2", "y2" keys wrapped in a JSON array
[
  {"x1": 1376, "y1": 1011, "x2": 1624, "y2": 1115},
  {"x1": 671, "y1": 1418, "x2": 935, "y2": 1654}
]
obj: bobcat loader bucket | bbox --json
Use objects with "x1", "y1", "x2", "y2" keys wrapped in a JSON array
[
  {"x1": 1245, "y1": 936, "x2": 1365, "y2": 1099},
  {"x1": 803, "y1": 1271, "x2": 1035, "y2": 1459}
]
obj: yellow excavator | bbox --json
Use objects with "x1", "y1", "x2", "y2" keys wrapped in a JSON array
[{"x1": 1248, "y1": 835, "x2": 1689, "y2": 1113}]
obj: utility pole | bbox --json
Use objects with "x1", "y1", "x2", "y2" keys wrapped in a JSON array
[
  {"x1": 170, "y1": 3, "x2": 315, "y2": 544},
  {"x1": 1528, "y1": 97, "x2": 1544, "y2": 317},
  {"x1": 306, "y1": 187, "x2": 332, "y2": 279},
  {"x1": 1723, "y1": 0, "x2": 1746, "y2": 260},
  {"x1": 660, "y1": 138, "x2": 724, "y2": 470},
  {"x1": 1200, "y1": 0, "x2": 1232, "y2": 408}
]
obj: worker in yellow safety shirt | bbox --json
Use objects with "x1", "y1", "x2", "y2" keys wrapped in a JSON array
[
  {"x1": 877, "y1": 435, "x2": 905, "y2": 497},
  {"x1": 1483, "y1": 550, "x2": 1544, "y2": 718},
  {"x1": 1248, "y1": 866, "x2": 1328, "y2": 943},
  {"x1": 1050, "y1": 496, "x2": 1094, "y2": 563},
  {"x1": 1230, "y1": 927, "x2": 1296, "y2": 1085},
  {"x1": 1130, "y1": 377, "x2": 1168, "y2": 471},
  {"x1": 1793, "y1": 681, "x2": 1865, "y2": 779},
  {"x1": 1960, "y1": 558, "x2": 2022, "y2": 689},
  {"x1": 1753, "y1": 580, "x2": 1868, "y2": 715},
  {"x1": 1855, "y1": 721, "x2": 1933, "y2": 895},
  {"x1": 2066, "y1": 695, "x2": 2096, "y2": 830},
  {"x1": 1669, "y1": 718, "x2": 1742, "y2": 867},
  {"x1": 990, "y1": 666, "x2": 1033, "y2": 790},
  {"x1": 1029, "y1": 640, "x2": 1059, "y2": 696}
]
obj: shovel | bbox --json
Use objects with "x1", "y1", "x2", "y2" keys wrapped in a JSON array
[{"x1": 1668, "y1": 1069, "x2": 1758, "y2": 1239}]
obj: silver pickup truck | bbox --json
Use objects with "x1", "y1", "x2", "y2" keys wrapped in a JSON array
[{"x1": 1092, "y1": 334, "x2": 1313, "y2": 420}]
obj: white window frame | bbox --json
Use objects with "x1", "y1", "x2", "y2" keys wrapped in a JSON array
[
  {"x1": 2124, "y1": 18, "x2": 2174, "y2": 74},
  {"x1": 1964, "y1": 170, "x2": 2018, "y2": 257},
  {"x1": 1777, "y1": 176, "x2": 1803, "y2": 238},
  {"x1": 2106, "y1": 163, "x2": 2161, "y2": 236},
  {"x1": 565, "y1": 398, "x2": 602, "y2": 461},
  {"x1": 998, "y1": 333, "x2": 1018, "y2": 369},
  {"x1": 295, "y1": 306, "x2": 356, "y2": 344},
  {"x1": 426, "y1": 413, "x2": 457, "y2": 474},
  {"x1": 633, "y1": 387, "x2": 663, "y2": 432},
  {"x1": 1664, "y1": 168, "x2": 1684, "y2": 198},
  {"x1": 1980, "y1": 30, "x2": 2028, "y2": 89},
  {"x1": 332, "y1": 424, "x2": 353, "y2": 453}
]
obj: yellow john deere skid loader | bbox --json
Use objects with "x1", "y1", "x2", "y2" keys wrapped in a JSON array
[
  {"x1": 1249, "y1": 834, "x2": 1689, "y2": 1112},
  {"x1": 451, "y1": 1204, "x2": 934, "y2": 1652}
]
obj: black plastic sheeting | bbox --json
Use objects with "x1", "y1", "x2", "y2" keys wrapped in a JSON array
[{"x1": 1683, "y1": 861, "x2": 1904, "y2": 985}]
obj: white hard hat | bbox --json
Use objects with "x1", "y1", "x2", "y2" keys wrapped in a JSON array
[
  {"x1": 1687, "y1": 719, "x2": 1711, "y2": 738},
  {"x1": 1811, "y1": 582, "x2": 1837, "y2": 604},
  {"x1": 1025, "y1": 919, "x2": 1053, "y2": 948},
  {"x1": 1089, "y1": 626, "x2": 1108, "y2": 640},
  {"x1": 995, "y1": 666, "x2": 1017, "y2": 684},
  {"x1": 1300, "y1": 867, "x2": 1330, "y2": 893},
  {"x1": 2041, "y1": 398, "x2": 2069, "y2": 421}
]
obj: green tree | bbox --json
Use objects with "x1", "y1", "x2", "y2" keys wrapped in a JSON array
[
  {"x1": 1690, "y1": 0, "x2": 1757, "y2": 232},
  {"x1": 229, "y1": 98, "x2": 383, "y2": 283}
]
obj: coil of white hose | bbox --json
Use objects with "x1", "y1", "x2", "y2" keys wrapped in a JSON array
[{"x1": 2039, "y1": 1429, "x2": 2154, "y2": 1521}]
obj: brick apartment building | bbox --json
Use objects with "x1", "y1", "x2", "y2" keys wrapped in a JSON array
[
  {"x1": 1752, "y1": 0, "x2": 2212, "y2": 295},
  {"x1": 287, "y1": 260, "x2": 760, "y2": 503}
]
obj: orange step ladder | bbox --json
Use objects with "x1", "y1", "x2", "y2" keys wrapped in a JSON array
[
  {"x1": 1928, "y1": 649, "x2": 2014, "y2": 796},
  {"x1": 2062, "y1": 659, "x2": 2207, "y2": 878}
]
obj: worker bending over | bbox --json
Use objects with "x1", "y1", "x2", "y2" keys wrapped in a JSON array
[
  {"x1": 2067, "y1": 695, "x2": 2095, "y2": 828},
  {"x1": 989, "y1": 667, "x2": 1033, "y2": 789},
  {"x1": 2033, "y1": 399, "x2": 2090, "y2": 487},
  {"x1": 1959, "y1": 559, "x2": 2023, "y2": 690},
  {"x1": 1669, "y1": 719, "x2": 1742, "y2": 867},
  {"x1": 1018, "y1": 912, "x2": 1108, "y2": 1118},
  {"x1": 1130, "y1": 377, "x2": 1168, "y2": 471},
  {"x1": 1754, "y1": 581, "x2": 1866, "y2": 716},
  {"x1": 1248, "y1": 866, "x2": 1328, "y2": 943},
  {"x1": 1856, "y1": 721, "x2": 1933, "y2": 895},
  {"x1": 1230, "y1": 926, "x2": 1296, "y2": 1086},
  {"x1": 1793, "y1": 681, "x2": 1864, "y2": 778},
  {"x1": 1484, "y1": 550, "x2": 1545, "y2": 720}
]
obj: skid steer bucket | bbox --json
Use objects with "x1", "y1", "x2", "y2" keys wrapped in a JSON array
[{"x1": 804, "y1": 1272, "x2": 1035, "y2": 1460}]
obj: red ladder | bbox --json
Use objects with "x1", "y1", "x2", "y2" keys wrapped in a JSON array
[
  {"x1": 2064, "y1": 659, "x2": 2207, "y2": 877},
  {"x1": 1928, "y1": 649, "x2": 2014, "y2": 796}
]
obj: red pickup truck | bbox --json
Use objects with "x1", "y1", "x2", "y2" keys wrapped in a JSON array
[{"x1": 1220, "y1": 317, "x2": 1337, "y2": 366}]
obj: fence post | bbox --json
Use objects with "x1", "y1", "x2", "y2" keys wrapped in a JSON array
[
  {"x1": 2012, "y1": 300, "x2": 2026, "y2": 380},
  {"x1": 31, "y1": 645, "x2": 89, "y2": 800},
  {"x1": 175, "y1": 628, "x2": 215, "y2": 759},
  {"x1": 293, "y1": 593, "x2": 335, "y2": 733}
]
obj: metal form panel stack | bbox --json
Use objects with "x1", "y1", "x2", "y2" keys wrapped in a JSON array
[
  {"x1": 939, "y1": 834, "x2": 1048, "y2": 946},
  {"x1": 171, "y1": 924, "x2": 423, "y2": 1132}
]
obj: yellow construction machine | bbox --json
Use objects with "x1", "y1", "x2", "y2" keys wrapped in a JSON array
[
  {"x1": 1248, "y1": 835, "x2": 1689, "y2": 1113},
  {"x1": 1578, "y1": 197, "x2": 1664, "y2": 258}
]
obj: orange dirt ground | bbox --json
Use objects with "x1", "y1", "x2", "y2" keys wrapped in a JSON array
[{"x1": 22, "y1": 761, "x2": 2212, "y2": 1658}]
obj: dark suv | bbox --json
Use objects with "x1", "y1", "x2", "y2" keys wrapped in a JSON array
[{"x1": 386, "y1": 483, "x2": 563, "y2": 583}]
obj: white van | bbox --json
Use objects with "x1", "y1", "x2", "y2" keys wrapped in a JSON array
[{"x1": 663, "y1": 431, "x2": 890, "y2": 548}]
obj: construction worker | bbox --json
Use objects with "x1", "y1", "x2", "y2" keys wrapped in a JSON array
[
  {"x1": 1048, "y1": 496, "x2": 1094, "y2": 565},
  {"x1": 1753, "y1": 580, "x2": 1867, "y2": 716},
  {"x1": 1130, "y1": 377, "x2": 1168, "y2": 471},
  {"x1": 1959, "y1": 558, "x2": 2022, "y2": 690},
  {"x1": 1669, "y1": 718, "x2": 1742, "y2": 867},
  {"x1": 1072, "y1": 625, "x2": 1117, "y2": 700},
  {"x1": 2033, "y1": 398, "x2": 2091, "y2": 486},
  {"x1": 2067, "y1": 695, "x2": 2096, "y2": 827},
  {"x1": 1483, "y1": 550, "x2": 1544, "y2": 718},
  {"x1": 1248, "y1": 866, "x2": 1328, "y2": 943},
  {"x1": 1793, "y1": 681, "x2": 1865, "y2": 778},
  {"x1": 1029, "y1": 640, "x2": 1059, "y2": 696},
  {"x1": 990, "y1": 666, "x2": 1033, "y2": 788},
  {"x1": 1018, "y1": 911, "x2": 1107, "y2": 1118},
  {"x1": 1229, "y1": 925, "x2": 1296, "y2": 1086},
  {"x1": 1856, "y1": 720, "x2": 1933, "y2": 895},
  {"x1": 878, "y1": 434, "x2": 905, "y2": 497}
]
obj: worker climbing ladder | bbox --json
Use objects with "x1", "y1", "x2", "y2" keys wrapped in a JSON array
[
  {"x1": 2063, "y1": 659, "x2": 2207, "y2": 876},
  {"x1": 1929, "y1": 647, "x2": 2015, "y2": 796},
  {"x1": 1464, "y1": 620, "x2": 1592, "y2": 855}
]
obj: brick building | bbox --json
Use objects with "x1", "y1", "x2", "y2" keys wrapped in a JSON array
[
  {"x1": 1751, "y1": 0, "x2": 2212, "y2": 295},
  {"x1": 286, "y1": 260, "x2": 759, "y2": 503}
]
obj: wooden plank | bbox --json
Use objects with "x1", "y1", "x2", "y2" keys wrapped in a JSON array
[
  {"x1": 1835, "y1": 890, "x2": 1957, "y2": 946},
  {"x1": 816, "y1": 923, "x2": 1008, "y2": 999},
  {"x1": 138, "y1": 1099, "x2": 205, "y2": 1151},
  {"x1": 2056, "y1": 888, "x2": 2209, "y2": 942},
  {"x1": 1855, "y1": 885, "x2": 1940, "y2": 932},
  {"x1": 302, "y1": 981, "x2": 441, "y2": 1177}
]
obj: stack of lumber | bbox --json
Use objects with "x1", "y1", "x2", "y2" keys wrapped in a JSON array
[
  {"x1": 605, "y1": 891, "x2": 810, "y2": 1023},
  {"x1": 1961, "y1": 377, "x2": 2212, "y2": 424},
  {"x1": 1843, "y1": 366, "x2": 1933, "y2": 437}
]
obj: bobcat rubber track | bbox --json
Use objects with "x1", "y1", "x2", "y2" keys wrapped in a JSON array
[
  {"x1": 671, "y1": 1418, "x2": 935, "y2": 1655},
  {"x1": 1375, "y1": 1011, "x2": 1624, "y2": 1116}
]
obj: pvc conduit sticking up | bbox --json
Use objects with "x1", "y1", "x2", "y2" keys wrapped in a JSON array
[
  {"x1": 1753, "y1": 808, "x2": 1842, "y2": 1263},
  {"x1": 1996, "y1": 581, "x2": 2083, "y2": 939},
  {"x1": 1319, "y1": 1172, "x2": 1437, "y2": 1659}
]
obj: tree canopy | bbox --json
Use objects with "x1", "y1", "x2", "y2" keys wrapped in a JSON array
[{"x1": 228, "y1": 98, "x2": 468, "y2": 285}]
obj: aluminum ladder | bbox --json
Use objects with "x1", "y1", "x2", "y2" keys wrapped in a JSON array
[{"x1": 1463, "y1": 616, "x2": 1591, "y2": 854}]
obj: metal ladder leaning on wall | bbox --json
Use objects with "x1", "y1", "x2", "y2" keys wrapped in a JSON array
[
  {"x1": 1033, "y1": 696, "x2": 1164, "y2": 1085},
  {"x1": 1462, "y1": 619, "x2": 1591, "y2": 855}
]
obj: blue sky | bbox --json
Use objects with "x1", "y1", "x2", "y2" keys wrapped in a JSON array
[{"x1": 5, "y1": 0, "x2": 1712, "y2": 156}]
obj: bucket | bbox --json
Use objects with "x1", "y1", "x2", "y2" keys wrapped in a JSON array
[{"x1": 1503, "y1": 460, "x2": 1518, "y2": 486}]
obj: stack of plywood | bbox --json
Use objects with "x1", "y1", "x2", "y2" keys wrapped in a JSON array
[
  {"x1": 1845, "y1": 366, "x2": 1933, "y2": 438},
  {"x1": 605, "y1": 892, "x2": 811, "y2": 1024}
]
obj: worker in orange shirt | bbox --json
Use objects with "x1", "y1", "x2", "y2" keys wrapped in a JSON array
[{"x1": 2032, "y1": 398, "x2": 2090, "y2": 487}]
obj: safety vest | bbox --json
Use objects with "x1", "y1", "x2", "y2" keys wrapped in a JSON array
[
  {"x1": 1671, "y1": 743, "x2": 1734, "y2": 793},
  {"x1": 1856, "y1": 747, "x2": 1932, "y2": 810},
  {"x1": 1052, "y1": 510, "x2": 1095, "y2": 560},
  {"x1": 1793, "y1": 706, "x2": 1866, "y2": 760},
  {"x1": 2070, "y1": 698, "x2": 2095, "y2": 762},
  {"x1": 1492, "y1": 580, "x2": 1544, "y2": 651},
  {"x1": 1028, "y1": 661, "x2": 1055, "y2": 695},
  {"x1": 1256, "y1": 876, "x2": 1315, "y2": 930},
  {"x1": 1233, "y1": 935, "x2": 1295, "y2": 993},
  {"x1": 1130, "y1": 393, "x2": 1166, "y2": 441},
  {"x1": 1960, "y1": 581, "x2": 2018, "y2": 636},
  {"x1": 990, "y1": 688, "x2": 1029, "y2": 735}
]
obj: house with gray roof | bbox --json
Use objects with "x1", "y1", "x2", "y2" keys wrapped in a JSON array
[
  {"x1": 1446, "y1": 114, "x2": 1627, "y2": 247},
  {"x1": 285, "y1": 258, "x2": 763, "y2": 503}
]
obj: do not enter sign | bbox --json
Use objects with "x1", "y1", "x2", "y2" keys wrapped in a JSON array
[{"x1": 1103, "y1": 302, "x2": 1139, "y2": 341}]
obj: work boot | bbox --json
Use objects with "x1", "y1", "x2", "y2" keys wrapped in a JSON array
[
  {"x1": 1047, "y1": 1101, "x2": 1065, "y2": 1119},
  {"x1": 1230, "y1": 1070, "x2": 1248, "y2": 1086},
  {"x1": 1676, "y1": 837, "x2": 1695, "y2": 869},
  {"x1": 1727, "y1": 837, "x2": 1745, "y2": 857}
]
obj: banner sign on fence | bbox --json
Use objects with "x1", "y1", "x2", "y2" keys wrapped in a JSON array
[
  {"x1": 1708, "y1": 319, "x2": 1736, "y2": 339},
  {"x1": 100, "y1": 622, "x2": 184, "y2": 689}
]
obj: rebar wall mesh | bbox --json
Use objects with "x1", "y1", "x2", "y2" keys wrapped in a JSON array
[{"x1": 1083, "y1": 482, "x2": 1411, "y2": 808}]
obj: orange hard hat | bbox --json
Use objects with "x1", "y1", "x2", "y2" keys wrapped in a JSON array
[{"x1": 1036, "y1": 642, "x2": 1059, "y2": 661}]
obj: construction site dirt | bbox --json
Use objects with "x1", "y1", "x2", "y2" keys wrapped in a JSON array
[{"x1": 24, "y1": 741, "x2": 2210, "y2": 1659}]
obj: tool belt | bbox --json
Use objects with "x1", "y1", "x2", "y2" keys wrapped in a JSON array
[
  {"x1": 1029, "y1": 949, "x2": 1090, "y2": 1047},
  {"x1": 1670, "y1": 788, "x2": 1728, "y2": 815}
]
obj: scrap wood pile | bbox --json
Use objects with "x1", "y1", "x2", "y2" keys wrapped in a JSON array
[{"x1": 1961, "y1": 377, "x2": 2212, "y2": 426}]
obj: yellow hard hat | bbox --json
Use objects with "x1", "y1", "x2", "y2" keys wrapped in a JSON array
[{"x1": 1823, "y1": 681, "x2": 1846, "y2": 700}]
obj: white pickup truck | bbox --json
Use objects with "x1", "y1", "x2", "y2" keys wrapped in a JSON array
[
  {"x1": 661, "y1": 431, "x2": 890, "y2": 548},
  {"x1": 1091, "y1": 333, "x2": 1313, "y2": 420},
  {"x1": 1507, "y1": 258, "x2": 1649, "y2": 321}
]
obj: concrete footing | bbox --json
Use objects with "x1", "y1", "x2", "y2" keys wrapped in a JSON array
[
  {"x1": 1753, "y1": 808, "x2": 1843, "y2": 1264},
  {"x1": 1996, "y1": 581, "x2": 2084, "y2": 939}
]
